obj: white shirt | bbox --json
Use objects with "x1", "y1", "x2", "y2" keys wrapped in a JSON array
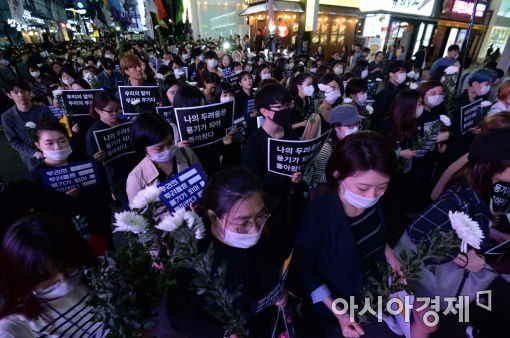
[{"x1": 488, "y1": 100, "x2": 510, "y2": 116}]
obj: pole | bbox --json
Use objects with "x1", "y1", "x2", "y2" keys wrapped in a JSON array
[{"x1": 455, "y1": 0, "x2": 479, "y2": 95}]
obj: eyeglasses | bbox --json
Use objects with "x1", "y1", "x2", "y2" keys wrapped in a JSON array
[
  {"x1": 221, "y1": 209, "x2": 271, "y2": 234},
  {"x1": 32, "y1": 269, "x2": 80, "y2": 297}
]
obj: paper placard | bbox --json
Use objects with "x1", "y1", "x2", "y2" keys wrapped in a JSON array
[
  {"x1": 158, "y1": 165, "x2": 207, "y2": 212},
  {"x1": 491, "y1": 183, "x2": 510, "y2": 215},
  {"x1": 225, "y1": 72, "x2": 242, "y2": 85},
  {"x1": 118, "y1": 85, "x2": 160, "y2": 115},
  {"x1": 156, "y1": 105, "x2": 175, "y2": 124},
  {"x1": 173, "y1": 100, "x2": 235, "y2": 148},
  {"x1": 40, "y1": 160, "x2": 101, "y2": 193},
  {"x1": 460, "y1": 99, "x2": 483, "y2": 135},
  {"x1": 267, "y1": 131, "x2": 330, "y2": 177},
  {"x1": 93, "y1": 122, "x2": 135, "y2": 164},
  {"x1": 61, "y1": 89, "x2": 103, "y2": 116}
]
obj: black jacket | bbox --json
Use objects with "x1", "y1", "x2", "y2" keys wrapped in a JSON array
[{"x1": 371, "y1": 82, "x2": 406, "y2": 125}]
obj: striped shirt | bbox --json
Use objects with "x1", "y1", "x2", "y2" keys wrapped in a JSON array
[
  {"x1": 0, "y1": 285, "x2": 106, "y2": 338},
  {"x1": 347, "y1": 206, "x2": 386, "y2": 264}
]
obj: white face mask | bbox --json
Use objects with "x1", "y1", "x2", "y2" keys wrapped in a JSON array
[
  {"x1": 341, "y1": 181, "x2": 381, "y2": 209},
  {"x1": 356, "y1": 92, "x2": 368, "y2": 105},
  {"x1": 207, "y1": 59, "x2": 218, "y2": 69},
  {"x1": 477, "y1": 85, "x2": 491, "y2": 96},
  {"x1": 220, "y1": 95, "x2": 234, "y2": 103},
  {"x1": 62, "y1": 78, "x2": 74, "y2": 85},
  {"x1": 333, "y1": 66, "x2": 343, "y2": 75},
  {"x1": 361, "y1": 69, "x2": 369, "y2": 79},
  {"x1": 342, "y1": 126, "x2": 358, "y2": 137},
  {"x1": 33, "y1": 270, "x2": 82, "y2": 300},
  {"x1": 149, "y1": 146, "x2": 176, "y2": 163},
  {"x1": 426, "y1": 95, "x2": 444, "y2": 108},
  {"x1": 395, "y1": 72, "x2": 406, "y2": 84},
  {"x1": 416, "y1": 104, "x2": 424, "y2": 119},
  {"x1": 30, "y1": 71, "x2": 40, "y2": 78},
  {"x1": 223, "y1": 223, "x2": 265, "y2": 249},
  {"x1": 260, "y1": 72, "x2": 271, "y2": 80},
  {"x1": 325, "y1": 90, "x2": 341, "y2": 104},
  {"x1": 310, "y1": 68, "x2": 317, "y2": 73},
  {"x1": 43, "y1": 146, "x2": 72, "y2": 161},
  {"x1": 303, "y1": 85, "x2": 315, "y2": 97},
  {"x1": 234, "y1": 69, "x2": 242, "y2": 75},
  {"x1": 105, "y1": 54, "x2": 114, "y2": 60}
]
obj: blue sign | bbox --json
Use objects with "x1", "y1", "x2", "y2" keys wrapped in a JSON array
[
  {"x1": 40, "y1": 160, "x2": 101, "y2": 193},
  {"x1": 159, "y1": 165, "x2": 207, "y2": 212}
]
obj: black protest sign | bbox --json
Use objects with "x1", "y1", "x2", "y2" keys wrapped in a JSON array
[
  {"x1": 268, "y1": 131, "x2": 330, "y2": 176},
  {"x1": 93, "y1": 122, "x2": 135, "y2": 164},
  {"x1": 491, "y1": 182, "x2": 510, "y2": 215},
  {"x1": 460, "y1": 99, "x2": 483, "y2": 135},
  {"x1": 174, "y1": 100, "x2": 234, "y2": 148},
  {"x1": 225, "y1": 72, "x2": 242, "y2": 85},
  {"x1": 156, "y1": 106, "x2": 175, "y2": 124},
  {"x1": 61, "y1": 89, "x2": 103, "y2": 116},
  {"x1": 40, "y1": 160, "x2": 101, "y2": 193},
  {"x1": 118, "y1": 86, "x2": 161, "y2": 115}
]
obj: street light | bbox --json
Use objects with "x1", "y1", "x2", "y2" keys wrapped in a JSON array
[
  {"x1": 223, "y1": 41, "x2": 231, "y2": 50},
  {"x1": 115, "y1": 26, "x2": 121, "y2": 31}
]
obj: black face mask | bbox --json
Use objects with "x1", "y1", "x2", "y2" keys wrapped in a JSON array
[
  {"x1": 270, "y1": 108, "x2": 293, "y2": 127},
  {"x1": 490, "y1": 182, "x2": 510, "y2": 215}
]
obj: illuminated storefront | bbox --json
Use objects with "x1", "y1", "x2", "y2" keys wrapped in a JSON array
[{"x1": 477, "y1": 0, "x2": 510, "y2": 61}]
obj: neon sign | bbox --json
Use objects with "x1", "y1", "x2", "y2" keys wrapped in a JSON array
[{"x1": 451, "y1": 0, "x2": 487, "y2": 17}]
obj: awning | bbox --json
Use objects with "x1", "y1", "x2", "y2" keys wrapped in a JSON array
[{"x1": 239, "y1": 1, "x2": 304, "y2": 16}]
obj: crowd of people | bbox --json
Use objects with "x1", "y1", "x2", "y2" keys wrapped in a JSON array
[{"x1": 0, "y1": 34, "x2": 509, "y2": 338}]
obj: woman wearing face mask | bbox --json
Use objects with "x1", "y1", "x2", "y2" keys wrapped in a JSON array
[
  {"x1": 332, "y1": 61, "x2": 344, "y2": 76},
  {"x1": 167, "y1": 167, "x2": 288, "y2": 338},
  {"x1": 345, "y1": 78, "x2": 370, "y2": 117},
  {"x1": 86, "y1": 92, "x2": 141, "y2": 210},
  {"x1": 255, "y1": 63, "x2": 272, "y2": 86},
  {"x1": 60, "y1": 65, "x2": 78, "y2": 90},
  {"x1": 220, "y1": 54, "x2": 233, "y2": 78},
  {"x1": 161, "y1": 77, "x2": 181, "y2": 107},
  {"x1": 27, "y1": 64, "x2": 51, "y2": 106},
  {"x1": 126, "y1": 113, "x2": 201, "y2": 204},
  {"x1": 307, "y1": 105, "x2": 363, "y2": 200},
  {"x1": 28, "y1": 120, "x2": 113, "y2": 245},
  {"x1": 292, "y1": 131, "x2": 401, "y2": 338},
  {"x1": 395, "y1": 129, "x2": 510, "y2": 338},
  {"x1": 0, "y1": 212, "x2": 106, "y2": 337},
  {"x1": 351, "y1": 60, "x2": 370, "y2": 80},
  {"x1": 289, "y1": 73, "x2": 315, "y2": 132}
]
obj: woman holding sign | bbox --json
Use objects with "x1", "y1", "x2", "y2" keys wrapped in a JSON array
[
  {"x1": 126, "y1": 113, "x2": 202, "y2": 205},
  {"x1": 167, "y1": 167, "x2": 288, "y2": 338},
  {"x1": 291, "y1": 131, "x2": 401, "y2": 338},
  {"x1": 28, "y1": 119, "x2": 113, "y2": 248}
]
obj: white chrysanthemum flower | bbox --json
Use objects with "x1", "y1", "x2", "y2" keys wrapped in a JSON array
[
  {"x1": 375, "y1": 78, "x2": 383, "y2": 82},
  {"x1": 130, "y1": 184, "x2": 163, "y2": 209},
  {"x1": 184, "y1": 210, "x2": 204, "y2": 229},
  {"x1": 409, "y1": 83, "x2": 419, "y2": 90},
  {"x1": 440, "y1": 76, "x2": 446, "y2": 83},
  {"x1": 444, "y1": 66, "x2": 460, "y2": 75},
  {"x1": 195, "y1": 224, "x2": 206, "y2": 240},
  {"x1": 155, "y1": 208, "x2": 186, "y2": 232},
  {"x1": 439, "y1": 114, "x2": 451, "y2": 127},
  {"x1": 186, "y1": 81, "x2": 198, "y2": 86},
  {"x1": 481, "y1": 100, "x2": 492, "y2": 108},
  {"x1": 131, "y1": 99, "x2": 141, "y2": 106},
  {"x1": 113, "y1": 211, "x2": 148, "y2": 234},
  {"x1": 343, "y1": 97, "x2": 353, "y2": 103},
  {"x1": 448, "y1": 211, "x2": 485, "y2": 253},
  {"x1": 52, "y1": 89, "x2": 62, "y2": 97},
  {"x1": 25, "y1": 121, "x2": 36, "y2": 129},
  {"x1": 365, "y1": 105, "x2": 374, "y2": 115},
  {"x1": 155, "y1": 73, "x2": 165, "y2": 80}
]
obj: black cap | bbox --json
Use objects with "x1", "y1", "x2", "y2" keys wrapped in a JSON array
[{"x1": 468, "y1": 129, "x2": 510, "y2": 163}]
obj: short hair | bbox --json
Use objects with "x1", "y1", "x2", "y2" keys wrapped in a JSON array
[
  {"x1": 173, "y1": 85, "x2": 205, "y2": 108},
  {"x1": 362, "y1": 47, "x2": 371, "y2": 54},
  {"x1": 204, "y1": 71, "x2": 220, "y2": 85},
  {"x1": 468, "y1": 69, "x2": 494, "y2": 86},
  {"x1": 326, "y1": 131, "x2": 397, "y2": 191},
  {"x1": 255, "y1": 82, "x2": 292, "y2": 110},
  {"x1": 448, "y1": 45, "x2": 460, "y2": 52},
  {"x1": 214, "y1": 81, "x2": 234, "y2": 102},
  {"x1": 5, "y1": 79, "x2": 30, "y2": 93},
  {"x1": 90, "y1": 91, "x2": 119, "y2": 119},
  {"x1": 130, "y1": 113, "x2": 174, "y2": 154},
  {"x1": 120, "y1": 54, "x2": 142, "y2": 73},
  {"x1": 345, "y1": 78, "x2": 368, "y2": 97},
  {"x1": 35, "y1": 119, "x2": 69, "y2": 141},
  {"x1": 101, "y1": 58, "x2": 115, "y2": 70},
  {"x1": 0, "y1": 212, "x2": 96, "y2": 319},
  {"x1": 204, "y1": 51, "x2": 218, "y2": 60},
  {"x1": 497, "y1": 80, "x2": 510, "y2": 102},
  {"x1": 386, "y1": 60, "x2": 407, "y2": 75},
  {"x1": 416, "y1": 80, "x2": 443, "y2": 98}
]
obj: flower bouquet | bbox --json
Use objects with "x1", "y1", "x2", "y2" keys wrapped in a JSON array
[
  {"x1": 442, "y1": 66, "x2": 459, "y2": 116},
  {"x1": 413, "y1": 115, "x2": 451, "y2": 152}
]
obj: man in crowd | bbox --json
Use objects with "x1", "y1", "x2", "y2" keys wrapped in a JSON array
[{"x1": 429, "y1": 44, "x2": 460, "y2": 79}]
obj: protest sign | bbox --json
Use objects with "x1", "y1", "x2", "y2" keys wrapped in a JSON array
[
  {"x1": 267, "y1": 131, "x2": 330, "y2": 176},
  {"x1": 460, "y1": 99, "x2": 482, "y2": 135},
  {"x1": 174, "y1": 100, "x2": 234, "y2": 148},
  {"x1": 118, "y1": 86, "x2": 160, "y2": 115},
  {"x1": 40, "y1": 160, "x2": 100, "y2": 193},
  {"x1": 156, "y1": 105, "x2": 175, "y2": 124},
  {"x1": 491, "y1": 183, "x2": 510, "y2": 215},
  {"x1": 93, "y1": 122, "x2": 135, "y2": 164},
  {"x1": 225, "y1": 72, "x2": 242, "y2": 85},
  {"x1": 61, "y1": 89, "x2": 103, "y2": 116},
  {"x1": 159, "y1": 165, "x2": 207, "y2": 212}
]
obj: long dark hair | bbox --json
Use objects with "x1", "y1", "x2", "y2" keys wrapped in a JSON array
[
  {"x1": 387, "y1": 89, "x2": 421, "y2": 142},
  {"x1": 289, "y1": 72, "x2": 313, "y2": 104},
  {"x1": 173, "y1": 85, "x2": 205, "y2": 108},
  {"x1": 0, "y1": 212, "x2": 96, "y2": 320},
  {"x1": 200, "y1": 167, "x2": 266, "y2": 219},
  {"x1": 90, "y1": 91, "x2": 119, "y2": 119},
  {"x1": 326, "y1": 131, "x2": 397, "y2": 190},
  {"x1": 456, "y1": 160, "x2": 510, "y2": 202}
]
